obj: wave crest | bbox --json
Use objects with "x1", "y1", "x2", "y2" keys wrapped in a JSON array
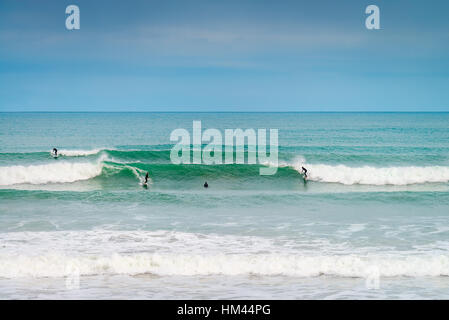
[
  {"x1": 1, "y1": 253, "x2": 449, "y2": 278},
  {"x1": 0, "y1": 160, "x2": 104, "y2": 186},
  {"x1": 293, "y1": 163, "x2": 449, "y2": 185},
  {"x1": 57, "y1": 149, "x2": 103, "y2": 157}
]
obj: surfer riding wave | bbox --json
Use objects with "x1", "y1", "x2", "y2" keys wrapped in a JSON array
[{"x1": 301, "y1": 166, "x2": 308, "y2": 179}]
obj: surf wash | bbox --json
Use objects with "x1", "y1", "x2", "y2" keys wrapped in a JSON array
[{"x1": 170, "y1": 121, "x2": 278, "y2": 175}]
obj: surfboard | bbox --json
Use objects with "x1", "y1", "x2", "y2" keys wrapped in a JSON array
[{"x1": 141, "y1": 177, "x2": 149, "y2": 188}]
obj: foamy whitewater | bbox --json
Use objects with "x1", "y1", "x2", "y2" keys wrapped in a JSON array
[
  {"x1": 2, "y1": 231, "x2": 449, "y2": 278},
  {"x1": 294, "y1": 163, "x2": 449, "y2": 185},
  {"x1": 1, "y1": 112, "x2": 449, "y2": 299},
  {"x1": 0, "y1": 160, "x2": 104, "y2": 186},
  {"x1": 57, "y1": 149, "x2": 103, "y2": 157}
]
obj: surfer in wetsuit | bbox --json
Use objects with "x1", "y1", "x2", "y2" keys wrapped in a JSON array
[
  {"x1": 144, "y1": 172, "x2": 149, "y2": 184},
  {"x1": 204, "y1": 181, "x2": 208, "y2": 188},
  {"x1": 301, "y1": 166, "x2": 308, "y2": 179},
  {"x1": 52, "y1": 148, "x2": 58, "y2": 156}
]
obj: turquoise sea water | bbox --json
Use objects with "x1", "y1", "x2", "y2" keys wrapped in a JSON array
[{"x1": 1, "y1": 112, "x2": 449, "y2": 299}]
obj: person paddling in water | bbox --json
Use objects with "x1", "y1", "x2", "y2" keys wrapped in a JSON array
[
  {"x1": 204, "y1": 181, "x2": 209, "y2": 188},
  {"x1": 301, "y1": 166, "x2": 308, "y2": 179}
]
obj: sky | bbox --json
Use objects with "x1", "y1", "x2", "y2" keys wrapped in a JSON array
[{"x1": 0, "y1": 0, "x2": 448, "y2": 111}]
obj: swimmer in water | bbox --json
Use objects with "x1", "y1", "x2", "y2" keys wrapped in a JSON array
[{"x1": 204, "y1": 181, "x2": 208, "y2": 188}]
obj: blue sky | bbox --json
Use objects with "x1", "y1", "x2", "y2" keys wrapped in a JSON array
[{"x1": 0, "y1": 0, "x2": 448, "y2": 111}]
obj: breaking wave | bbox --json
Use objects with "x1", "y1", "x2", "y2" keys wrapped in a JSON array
[
  {"x1": 1, "y1": 230, "x2": 449, "y2": 279},
  {"x1": 2, "y1": 148, "x2": 449, "y2": 187},
  {"x1": 1, "y1": 252, "x2": 449, "y2": 278},
  {"x1": 57, "y1": 149, "x2": 103, "y2": 157},
  {"x1": 292, "y1": 163, "x2": 449, "y2": 185},
  {"x1": 0, "y1": 159, "x2": 105, "y2": 186}
]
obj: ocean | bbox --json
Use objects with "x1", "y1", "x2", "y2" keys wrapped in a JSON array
[{"x1": 1, "y1": 112, "x2": 449, "y2": 299}]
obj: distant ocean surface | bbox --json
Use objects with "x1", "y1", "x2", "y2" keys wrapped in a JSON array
[{"x1": 1, "y1": 112, "x2": 449, "y2": 299}]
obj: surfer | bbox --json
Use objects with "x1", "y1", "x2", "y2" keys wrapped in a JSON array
[
  {"x1": 301, "y1": 166, "x2": 308, "y2": 179},
  {"x1": 204, "y1": 181, "x2": 208, "y2": 188},
  {"x1": 52, "y1": 148, "x2": 58, "y2": 157},
  {"x1": 144, "y1": 172, "x2": 149, "y2": 184}
]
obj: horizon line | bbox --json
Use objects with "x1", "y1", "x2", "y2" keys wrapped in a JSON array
[{"x1": 1, "y1": 110, "x2": 449, "y2": 113}]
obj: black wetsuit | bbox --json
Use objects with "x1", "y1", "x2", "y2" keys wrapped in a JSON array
[
  {"x1": 144, "y1": 172, "x2": 149, "y2": 184},
  {"x1": 53, "y1": 148, "x2": 58, "y2": 156},
  {"x1": 301, "y1": 167, "x2": 307, "y2": 178},
  {"x1": 204, "y1": 181, "x2": 208, "y2": 188}
]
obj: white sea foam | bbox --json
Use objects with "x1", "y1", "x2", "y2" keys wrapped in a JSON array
[
  {"x1": 285, "y1": 158, "x2": 449, "y2": 185},
  {"x1": 1, "y1": 252, "x2": 449, "y2": 278},
  {"x1": 57, "y1": 149, "x2": 103, "y2": 157},
  {"x1": 1, "y1": 230, "x2": 449, "y2": 279},
  {"x1": 0, "y1": 159, "x2": 104, "y2": 186},
  {"x1": 303, "y1": 164, "x2": 449, "y2": 185}
]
